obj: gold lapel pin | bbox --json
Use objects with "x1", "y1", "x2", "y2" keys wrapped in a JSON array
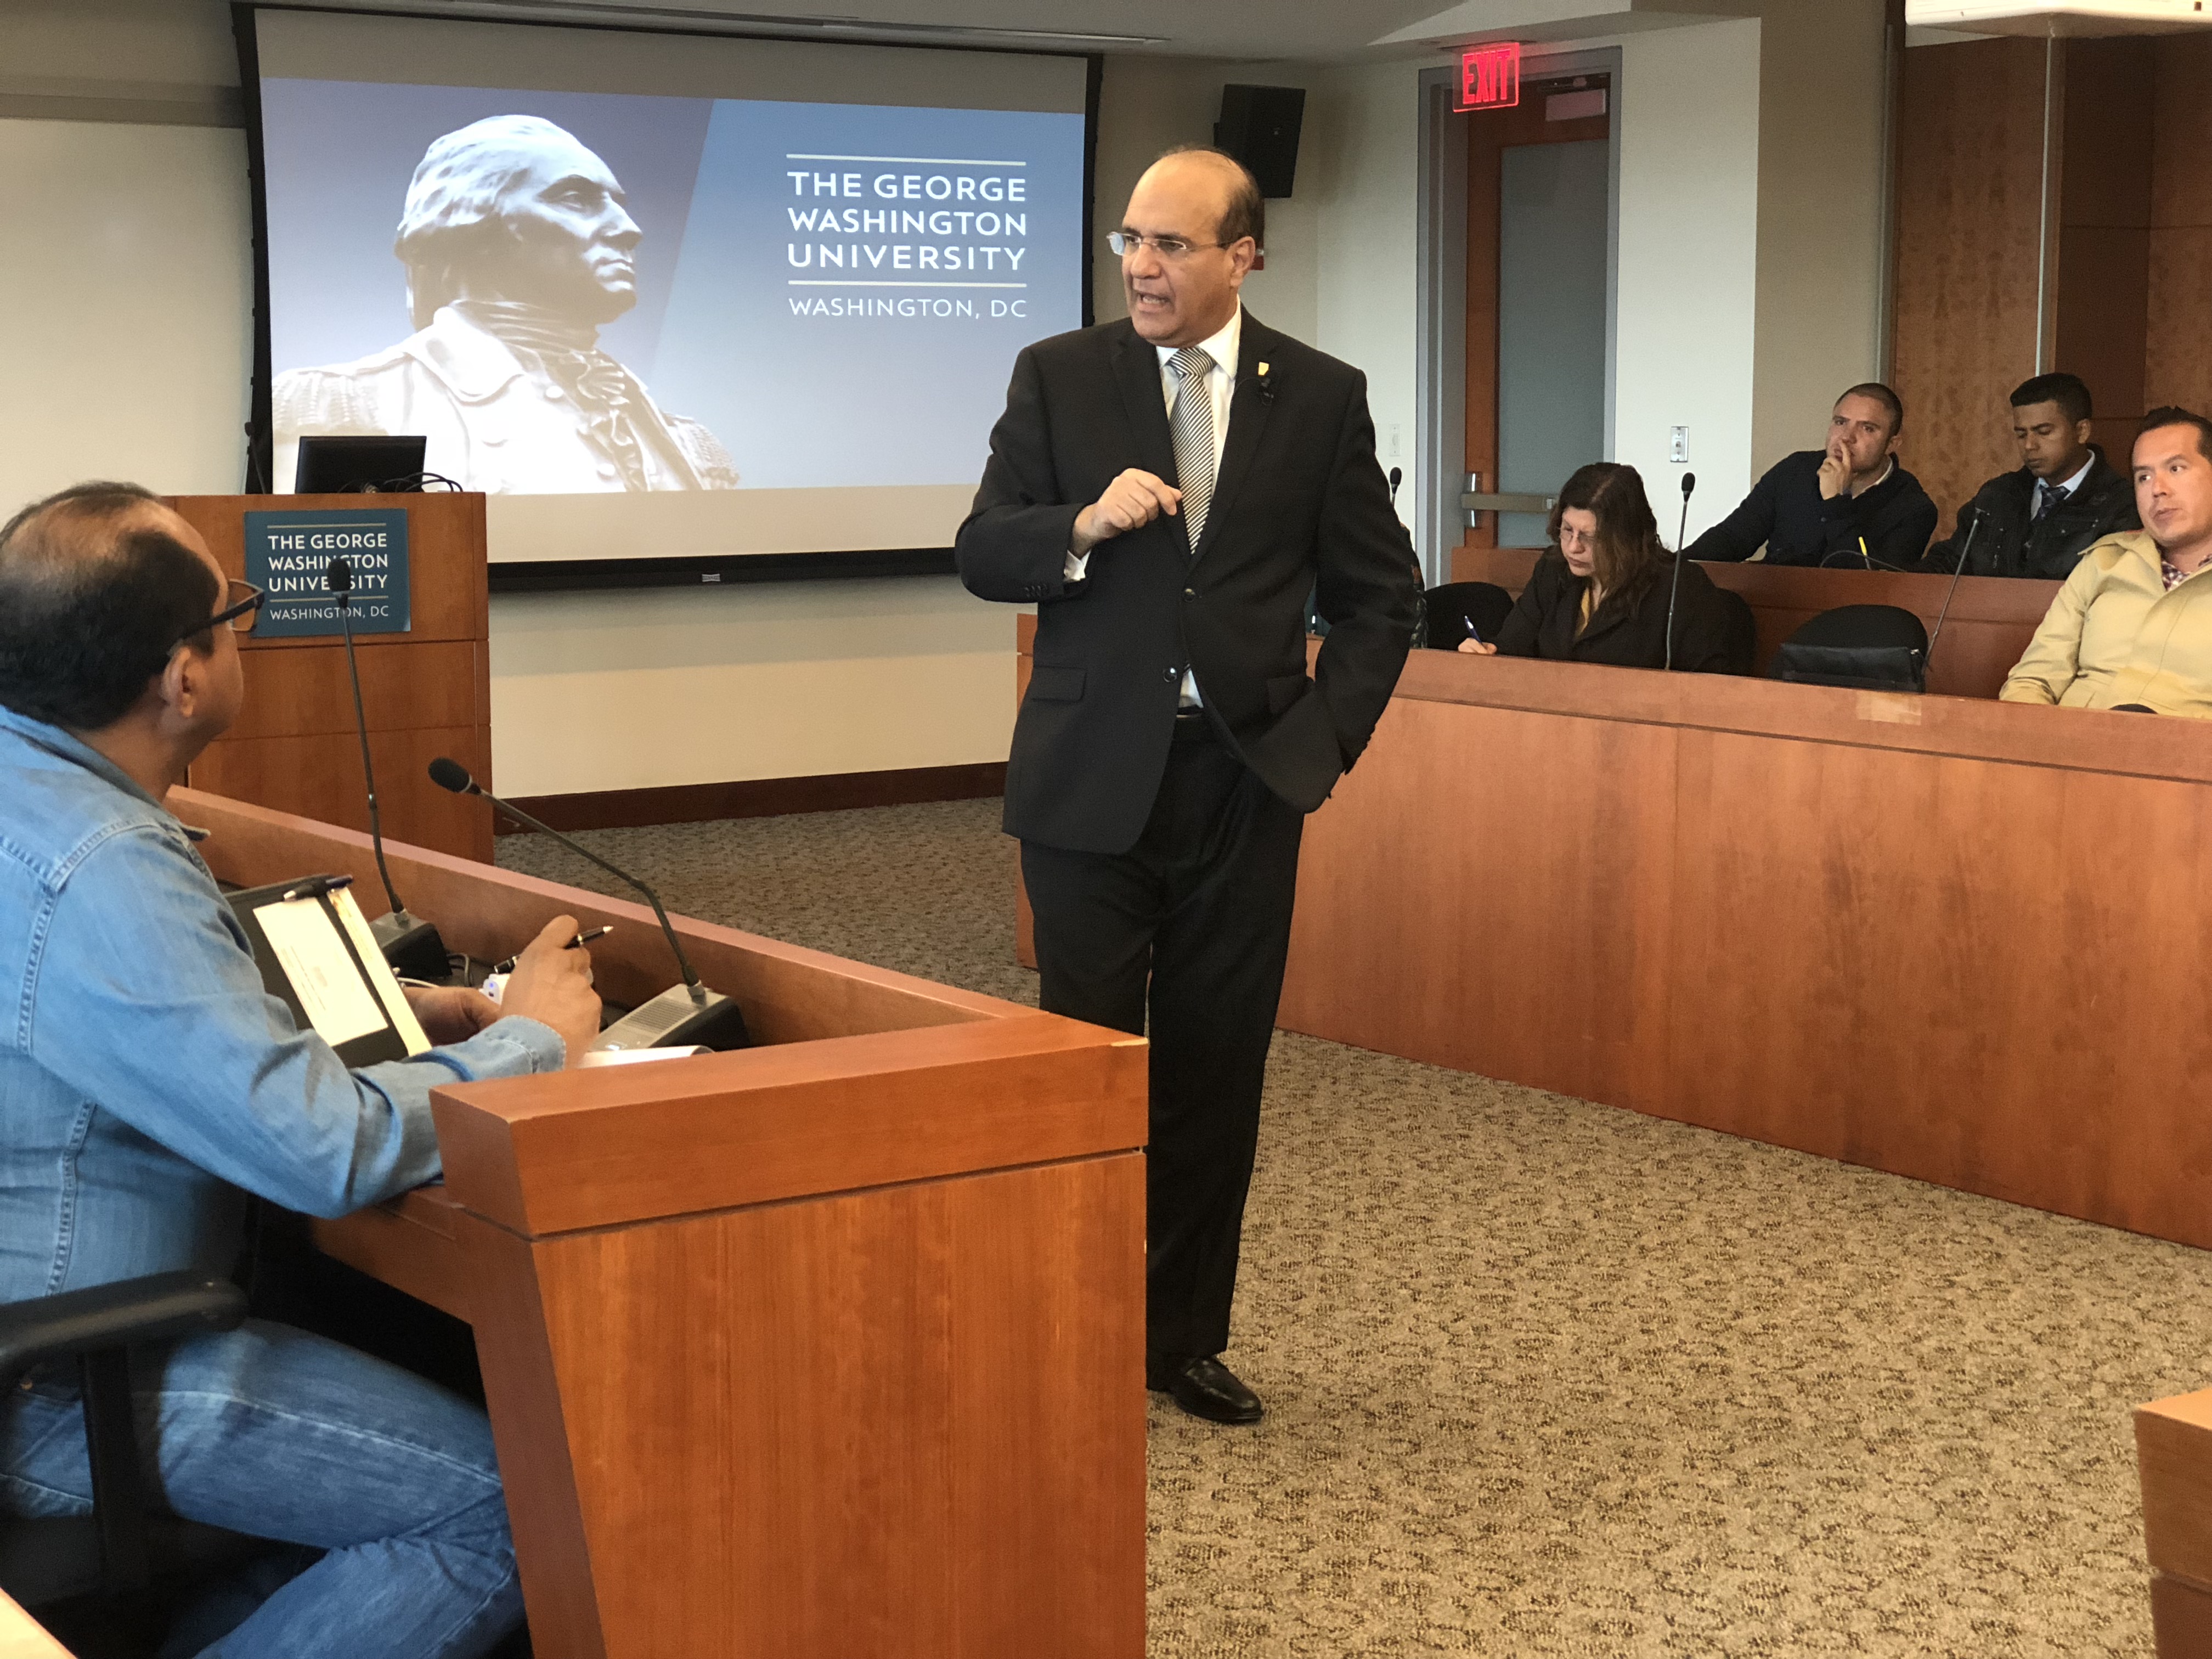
[{"x1": 1257, "y1": 362, "x2": 1270, "y2": 377}]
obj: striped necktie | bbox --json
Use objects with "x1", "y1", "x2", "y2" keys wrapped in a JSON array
[{"x1": 1169, "y1": 346, "x2": 1217, "y2": 552}]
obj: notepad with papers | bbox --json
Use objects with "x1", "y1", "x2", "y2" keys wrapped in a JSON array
[{"x1": 228, "y1": 877, "x2": 431, "y2": 1065}]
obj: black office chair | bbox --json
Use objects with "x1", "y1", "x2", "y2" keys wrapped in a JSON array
[
  {"x1": 1712, "y1": 588, "x2": 1757, "y2": 676},
  {"x1": 1420, "y1": 582, "x2": 1515, "y2": 650},
  {"x1": 1767, "y1": 603, "x2": 1927, "y2": 692},
  {"x1": 0, "y1": 1273, "x2": 257, "y2": 1624}
]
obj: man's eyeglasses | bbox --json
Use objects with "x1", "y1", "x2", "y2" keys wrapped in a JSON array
[
  {"x1": 1107, "y1": 230, "x2": 1231, "y2": 261},
  {"x1": 176, "y1": 580, "x2": 265, "y2": 648}
]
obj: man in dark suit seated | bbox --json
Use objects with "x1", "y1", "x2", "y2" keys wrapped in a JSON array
[
  {"x1": 1920, "y1": 372, "x2": 2138, "y2": 578},
  {"x1": 1685, "y1": 383, "x2": 1938, "y2": 568},
  {"x1": 957, "y1": 145, "x2": 1422, "y2": 1427}
]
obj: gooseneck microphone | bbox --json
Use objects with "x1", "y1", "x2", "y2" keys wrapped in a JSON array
[
  {"x1": 327, "y1": 556, "x2": 448, "y2": 981},
  {"x1": 1664, "y1": 472, "x2": 1696, "y2": 672},
  {"x1": 428, "y1": 758, "x2": 749, "y2": 1052},
  {"x1": 1924, "y1": 506, "x2": 1983, "y2": 687},
  {"x1": 1387, "y1": 466, "x2": 1403, "y2": 506}
]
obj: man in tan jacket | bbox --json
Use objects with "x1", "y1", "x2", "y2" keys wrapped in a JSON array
[{"x1": 2001, "y1": 406, "x2": 2212, "y2": 716}]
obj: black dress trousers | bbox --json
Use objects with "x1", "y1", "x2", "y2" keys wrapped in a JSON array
[{"x1": 1019, "y1": 716, "x2": 1304, "y2": 1362}]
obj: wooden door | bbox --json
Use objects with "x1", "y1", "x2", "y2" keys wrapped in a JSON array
[{"x1": 1463, "y1": 73, "x2": 1612, "y2": 554}]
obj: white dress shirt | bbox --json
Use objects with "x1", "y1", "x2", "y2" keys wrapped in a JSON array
[
  {"x1": 1066, "y1": 308, "x2": 1244, "y2": 706},
  {"x1": 2036, "y1": 452, "x2": 2096, "y2": 517}
]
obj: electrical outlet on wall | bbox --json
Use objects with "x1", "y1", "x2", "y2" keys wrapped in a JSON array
[{"x1": 1669, "y1": 426, "x2": 1690, "y2": 464}]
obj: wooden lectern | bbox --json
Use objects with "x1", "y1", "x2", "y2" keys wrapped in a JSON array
[
  {"x1": 176, "y1": 785, "x2": 1147, "y2": 1659},
  {"x1": 2140, "y1": 1390, "x2": 2212, "y2": 1656},
  {"x1": 167, "y1": 494, "x2": 492, "y2": 863}
]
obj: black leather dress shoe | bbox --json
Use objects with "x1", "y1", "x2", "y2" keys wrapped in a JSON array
[{"x1": 1146, "y1": 1353, "x2": 1263, "y2": 1425}]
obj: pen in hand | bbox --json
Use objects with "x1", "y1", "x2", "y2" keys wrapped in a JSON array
[{"x1": 495, "y1": 925, "x2": 612, "y2": 975}]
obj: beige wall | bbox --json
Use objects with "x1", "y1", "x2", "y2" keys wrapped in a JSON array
[
  {"x1": 1750, "y1": 0, "x2": 1897, "y2": 469},
  {"x1": 0, "y1": 119, "x2": 250, "y2": 506},
  {"x1": 490, "y1": 577, "x2": 1017, "y2": 795}
]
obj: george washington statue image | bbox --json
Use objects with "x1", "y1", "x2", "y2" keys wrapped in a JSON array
[{"x1": 274, "y1": 115, "x2": 737, "y2": 494}]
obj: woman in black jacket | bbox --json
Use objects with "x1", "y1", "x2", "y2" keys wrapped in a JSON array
[{"x1": 1459, "y1": 462, "x2": 1747, "y2": 673}]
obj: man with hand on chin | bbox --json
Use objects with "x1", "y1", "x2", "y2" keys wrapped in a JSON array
[
  {"x1": 0, "y1": 482, "x2": 600, "y2": 1657},
  {"x1": 2003, "y1": 408, "x2": 2212, "y2": 715},
  {"x1": 1686, "y1": 382, "x2": 1938, "y2": 568},
  {"x1": 957, "y1": 146, "x2": 1421, "y2": 1426}
]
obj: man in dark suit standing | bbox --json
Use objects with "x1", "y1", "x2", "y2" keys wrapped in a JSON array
[{"x1": 957, "y1": 147, "x2": 1421, "y2": 1425}]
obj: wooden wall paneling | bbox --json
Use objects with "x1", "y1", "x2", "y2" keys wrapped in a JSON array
[
  {"x1": 2055, "y1": 229, "x2": 2151, "y2": 415},
  {"x1": 2143, "y1": 227, "x2": 2212, "y2": 414},
  {"x1": 216, "y1": 641, "x2": 484, "y2": 742},
  {"x1": 484, "y1": 1158, "x2": 1144, "y2": 1659},
  {"x1": 1278, "y1": 693, "x2": 1676, "y2": 1112},
  {"x1": 2146, "y1": 36, "x2": 2212, "y2": 417},
  {"x1": 189, "y1": 724, "x2": 494, "y2": 864},
  {"x1": 2149, "y1": 33, "x2": 2212, "y2": 225},
  {"x1": 2056, "y1": 39, "x2": 2155, "y2": 431},
  {"x1": 1892, "y1": 38, "x2": 2051, "y2": 534},
  {"x1": 2059, "y1": 39, "x2": 2155, "y2": 232}
]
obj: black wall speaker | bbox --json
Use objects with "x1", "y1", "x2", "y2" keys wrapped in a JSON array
[{"x1": 1214, "y1": 84, "x2": 1305, "y2": 200}]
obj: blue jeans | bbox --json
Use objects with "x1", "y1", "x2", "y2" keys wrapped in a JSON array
[{"x1": 0, "y1": 1318, "x2": 522, "y2": 1658}]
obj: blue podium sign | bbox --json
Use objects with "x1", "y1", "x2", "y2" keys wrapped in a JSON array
[{"x1": 243, "y1": 509, "x2": 411, "y2": 637}]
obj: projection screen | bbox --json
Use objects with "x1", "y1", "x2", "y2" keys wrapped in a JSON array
[{"x1": 239, "y1": 7, "x2": 1097, "y2": 583}]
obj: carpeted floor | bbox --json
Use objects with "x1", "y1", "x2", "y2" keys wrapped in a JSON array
[{"x1": 500, "y1": 798, "x2": 2206, "y2": 1657}]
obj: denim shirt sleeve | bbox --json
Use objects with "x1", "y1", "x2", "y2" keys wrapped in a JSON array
[{"x1": 25, "y1": 821, "x2": 565, "y2": 1220}]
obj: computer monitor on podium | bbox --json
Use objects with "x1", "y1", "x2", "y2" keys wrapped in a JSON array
[{"x1": 292, "y1": 435, "x2": 427, "y2": 494}]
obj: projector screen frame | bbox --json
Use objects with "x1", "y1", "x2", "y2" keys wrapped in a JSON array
[{"x1": 230, "y1": 1, "x2": 1103, "y2": 589}]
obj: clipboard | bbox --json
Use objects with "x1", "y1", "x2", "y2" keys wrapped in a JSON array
[{"x1": 227, "y1": 877, "x2": 431, "y2": 1067}]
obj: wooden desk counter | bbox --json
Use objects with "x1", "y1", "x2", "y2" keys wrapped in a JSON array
[
  {"x1": 1452, "y1": 545, "x2": 2058, "y2": 699},
  {"x1": 180, "y1": 787, "x2": 1147, "y2": 1659},
  {"x1": 1271, "y1": 647, "x2": 2212, "y2": 1251}
]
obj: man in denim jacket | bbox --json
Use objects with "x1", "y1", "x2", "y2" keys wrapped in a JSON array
[{"x1": 0, "y1": 483, "x2": 600, "y2": 1657}]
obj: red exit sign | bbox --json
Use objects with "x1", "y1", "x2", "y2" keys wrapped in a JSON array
[{"x1": 1457, "y1": 42, "x2": 1521, "y2": 112}]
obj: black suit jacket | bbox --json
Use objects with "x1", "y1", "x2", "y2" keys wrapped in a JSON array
[
  {"x1": 1685, "y1": 450, "x2": 1938, "y2": 568},
  {"x1": 956, "y1": 315, "x2": 1423, "y2": 855},
  {"x1": 1919, "y1": 449, "x2": 2139, "y2": 579},
  {"x1": 1494, "y1": 549, "x2": 1748, "y2": 674}
]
